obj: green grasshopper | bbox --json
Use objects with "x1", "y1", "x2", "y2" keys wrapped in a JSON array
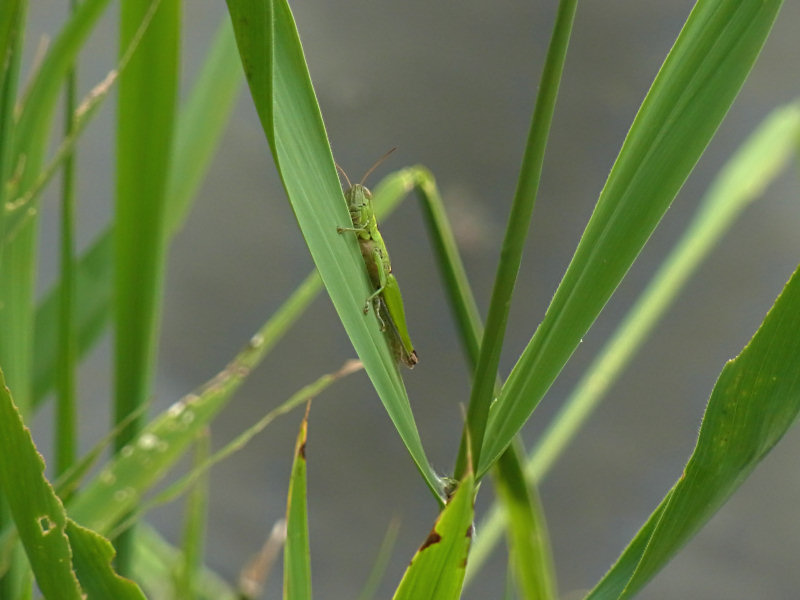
[{"x1": 336, "y1": 152, "x2": 418, "y2": 368}]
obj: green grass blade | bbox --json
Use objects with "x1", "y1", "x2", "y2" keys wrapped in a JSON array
[
  {"x1": 65, "y1": 520, "x2": 145, "y2": 599},
  {"x1": 587, "y1": 261, "x2": 800, "y2": 599},
  {"x1": 56, "y1": 0, "x2": 82, "y2": 478},
  {"x1": 0, "y1": 368, "x2": 83, "y2": 598},
  {"x1": 0, "y1": 368, "x2": 145, "y2": 598},
  {"x1": 0, "y1": 2, "x2": 34, "y2": 579},
  {"x1": 493, "y1": 441, "x2": 556, "y2": 600},
  {"x1": 456, "y1": 0, "x2": 578, "y2": 478},
  {"x1": 113, "y1": 0, "x2": 180, "y2": 572},
  {"x1": 0, "y1": 406, "x2": 148, "y2": 582},
  {"x1": 478, "y1": 0, "x2": 784, "y2": 477},
  {"x1": 67, "y1": 273, "x2": 321, "y2": 535},
  {"x1": 412, "y1": 167, "x2": 483, "y2": 366},
  {"x1": 114, "y1": 0, "x2": 180, "y2": 446},
  {"x1": 0, "y1": 1, "x2": 24, "y2": 83},
  {"x1": 467, "y1": 100, "x2": 800, "y2": 580},
  {"x1": 283, "y1": 405, "x2": 311, "y2": 600},
  {"x1": 392, "y1": 472, "x2": 475, "y2": 600},
  {"x1": 174, "y1": 431, "x2": 210, "y2": 600},
  {"x1": 226, "y1": 0, "x2": 441, "y2": 501}
]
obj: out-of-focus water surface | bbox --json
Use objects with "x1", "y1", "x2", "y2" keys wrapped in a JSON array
[{"x1": 28, "y1": 2, "x2": 800, "y2": 598}]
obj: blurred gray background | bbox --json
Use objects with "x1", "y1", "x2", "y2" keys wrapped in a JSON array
[{"x1": 28, "y1": 1, "x2": 800, "y2": 598}]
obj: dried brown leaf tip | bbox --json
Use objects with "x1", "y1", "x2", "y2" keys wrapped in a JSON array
[{"x1": 297, "y1": 399, "x2": 312, "y2": 459}]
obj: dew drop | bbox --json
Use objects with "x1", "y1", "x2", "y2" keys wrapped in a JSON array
[{"x1": 138, "y1": 433, "x2": 159, "y2": 450}]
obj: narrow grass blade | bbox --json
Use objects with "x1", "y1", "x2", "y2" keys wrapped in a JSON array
[
  {"x1": 66, "y1": 274, "x2": 321, "y2": 535},
  {"x1": 174, "y1": 431, "x2": 211, "y2": 600},
  {"x1": 66, "y1": 520, "x2": 145, "y2": 599},
  {"x1": 0, "y1": 400, "x2": 144, "y2": 580},
  {"x1": 466, "y1": 100, "x2": 800, "y2": 580},
  {"x1": 456, "y1": 0, "x2": 578, "y2": 479},
  {"x1": 56, "y1": 0, "x2": 82, "y2": 478},
  {"x1": 587, "y1": 261, "x2": 800, "y2": 599},
  {"x1": 494, "y1": 441, "x2": 556, "y2": 600},
  {"x1": 0, "y1": 368, "x2": 83, "y2": 598},
  {"x1": 0, "y1": 403, "x2": 150, "y2": 576},
  {"x1": 412, "y1": 167, "x2": 483, "y2": 365},
  {"x1": 113, "y1": 0, "x2": 180, "y2": 572},
  {"x1": 479, "y1": 0, "x2": 784, "y2": 476},
  {"x1": 0, "y1": 1, "x2": 24, "y2": 79},
  {"x1": 226, "y1": 0, "x2": 441, "y2": 501},
  {"x1": 0, "y1": 368, "x2": 145, "y2": 597},
  {"x1": 114, "y1": 0, "x2": 180, "y2": 446},
  {"x1": 392, "y1": 472, "x2": 475, "y2": 600},
  {"x1": 283, "y1": 404, "x2": 311, "y2": 600}
]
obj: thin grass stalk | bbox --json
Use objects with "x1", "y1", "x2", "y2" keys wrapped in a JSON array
[
  {"x1": 56, "y1": 0, "x2": 80, "y2": 478},
  {"x1": 174, "y1": 431, "x2": 210, "y2": 600},
  {"x1": 0, "y1": 4, "x2": 37, "y2": 596},
  {"x1": 413, "y1": 168, "x2": 483, "y2": 365},
  {"x1": 0, "y1": 6, "x2": 27, "y2": 596},
  {"x1": 455, "y1": 0, "x2": 579, "y2": 478}
]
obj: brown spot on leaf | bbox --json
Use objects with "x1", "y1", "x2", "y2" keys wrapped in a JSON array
[
  {"x1": 419, "y1": 531, "x2": 441, "y2": 551},
  {"x1": 299, "y1": 441, "x2": 306, "y2": 459},
  {"x1": 466, "y1": 525, "x2": 473, "y2": 539}
]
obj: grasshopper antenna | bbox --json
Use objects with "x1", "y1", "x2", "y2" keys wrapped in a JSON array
[
  {"x1": 359, "y1": 147, "x2": 397, "y2": 186},
  {"x1": 335, "y1": 162, "x2": 352, "y2": 188}
]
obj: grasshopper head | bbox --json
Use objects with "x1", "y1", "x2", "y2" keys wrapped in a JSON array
[{"x1": 344, "y1": 183, "x2": 373, "y2": 225}]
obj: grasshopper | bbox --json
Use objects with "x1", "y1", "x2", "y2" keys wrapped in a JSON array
[{"x1": 336, "y1": 151, "x2": 418, "y2": 368}]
